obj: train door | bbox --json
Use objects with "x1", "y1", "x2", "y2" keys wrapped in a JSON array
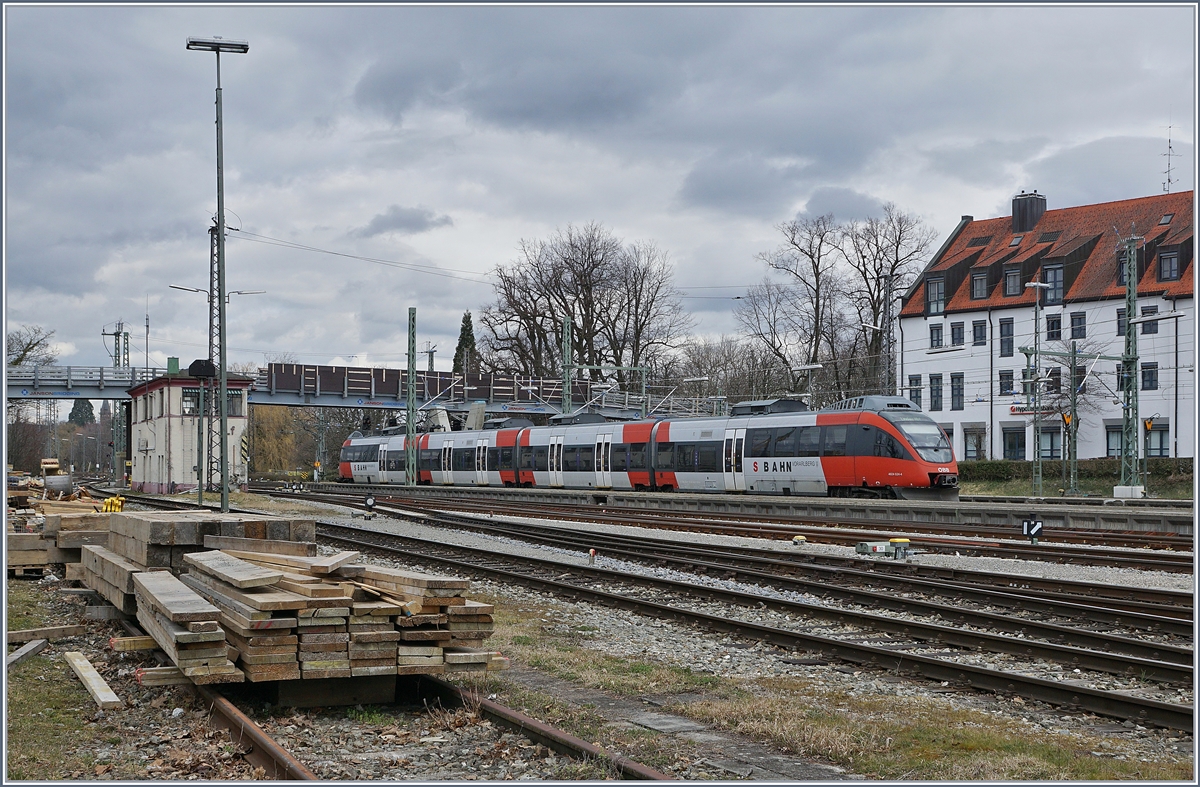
[
  {"x1": 440, "y1": 441, "x2": 454, "y2": 485},
  {"x1": 378, "y1": 448, "x2": 387, "y2": 480},
  {"x1": 548, "y1": 435, "x2": 565, "y2": 487},
  {"x1": 723, "y1": 428, "x2": 746, "y2": 491},
  {"x1": 475, "y1": 438, "x2": 489, "y2": 486},
  {"x1": 595, "y1": 433, "x2": 612, "y2": 488}
]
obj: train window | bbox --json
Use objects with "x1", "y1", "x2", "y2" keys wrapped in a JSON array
[
  {"x1": 629, "y1": 443, "x2": 647, "y2": 469},
  {"x1": 873, "y1": 428, "x2": 909, "y2": 460},
  {"x1": 796, "y1": 427, "x2": 821, "y2": 457},
  {"x1": 773, "y1": 427, "x2": 797, "y2": 457},
  {"x1": 611, "y1": 443, "x2": 628, "y2": 472},
  {"x1": 822, "y1": 426, "x2": 848, "y2": 457},
  {"x1": 697, "y1": 444, "x2": 720, "y2": 472},
  {"x1": 487, "y1": 447, "x2": 500, "y2": 468},
  {"x1": 675, "y1": 443, "x2": 696, "y2": 470},
  {"x1": 419, "y1": 449, "x2": 437, "y2": 470},
  {"x1": 578, "y1": 447, "x2": 594, "y2": 472},
  {"x1": 656, "y1": 442, "x2": 674, "y2": 469},
  {"x1": 499, "y1": 447, "x2": 513, "y2": 469},
  {"x1": 533, "y1": 447, "x2": 548, "y2": 471},
  {"x1": 385, "y1": 451, "x2": 405, "y2": 472},
  {"x1": 748, "y1": 429, "x2": 772, "y2": 457},
  {"x1": 517, "y1": 447, "x2": 532, "y2": 470},
  {"x1": 883, "y1": 411, "x2": 953, "y2": 463},
  {"x1": 452, "y1": 448, "x2": 473, "y2": 472}
]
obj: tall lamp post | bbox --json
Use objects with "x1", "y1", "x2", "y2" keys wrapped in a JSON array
[{"x1": 187, "y1": 35, "x2": 249, "y2": 512}]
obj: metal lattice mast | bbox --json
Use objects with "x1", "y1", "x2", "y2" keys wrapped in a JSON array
[
  {"x1": 561, "y1": 316, "x2": 573, "y2": 414},
  {"x1": 406, "y1": 307, "x2": 418, "y2": 487},
  {"x1": 1119, "y1": 233, "x2": 1141, "y2": 488},
  {"x1": 205, "y1": 224, "x2": 221, "y2": 494}
]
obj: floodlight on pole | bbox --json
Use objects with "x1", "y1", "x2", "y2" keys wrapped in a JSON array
[
  {"x1": 791, "y1": 364, "x2": 823, "y2": 372},
  {"x1": 188, "y1": 34, "x2": 248, "y2": 512}
]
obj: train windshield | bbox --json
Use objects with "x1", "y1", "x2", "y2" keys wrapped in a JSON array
[{"x1": 882, "y1": 412, "x2": 952, "y2": 463}]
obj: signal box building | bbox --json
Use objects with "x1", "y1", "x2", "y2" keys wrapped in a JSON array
[
  {"x1": 898, "y1": 190, "x2": 1193, "y2": 462},
  {"x1": 127, "y1": 363, "x2": 253, "y2": 493}
]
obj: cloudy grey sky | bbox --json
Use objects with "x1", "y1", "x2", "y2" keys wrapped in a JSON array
[{"x1": 4, "y1": 4, "x2": 1194, "y2": 372}]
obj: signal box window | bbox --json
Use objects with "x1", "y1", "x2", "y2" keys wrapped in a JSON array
[{"x1": 182, "y1": 388, "x2": 201, "y2": 416}]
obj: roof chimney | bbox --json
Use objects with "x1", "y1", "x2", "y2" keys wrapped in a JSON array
[{"x1": 1012, "y1": 190, "x2": 1046, "y2": 234}]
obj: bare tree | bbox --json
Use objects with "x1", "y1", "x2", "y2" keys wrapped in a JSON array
[
  {"x1": 839, "y1": 203, "x2": 935, "y2": 393},
  {"x1": 479, "y1": 223, "x2": 689, "y2": 389},
  {"x1": 757, "y1": 214, "x2": 842, "y2": 370},
  {"x1": 7, "y1": 324, "x2": 57, "y2": 367}
]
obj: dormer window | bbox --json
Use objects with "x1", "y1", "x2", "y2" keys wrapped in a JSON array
[
  {"x1": 926, "y1": 277, "x2": 945, "y2": 315},
  {"x1": 1009, "y1": 235, "x2": 1023, "y2": 246},
  {"x1": 1159, "y1": 251, "x2": 1180, "y2": 281},
  {"x1": 970, "y1": 272, "x2": 988, "y2": 300},
  {"x1": 1004, "y1": 267, "x2": 1021, "y2": 296},
  {"x1": 1159, "y1": 213, "x2": 1174, "y2": 225}
]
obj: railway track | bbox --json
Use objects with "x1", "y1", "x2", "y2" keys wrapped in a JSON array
[
  {"x1": 312, "y1": 518, "x2": 1195, "y2": 732},
  {"x1": 271, "y1": 486, "x2": 1194, "y2": 572}
]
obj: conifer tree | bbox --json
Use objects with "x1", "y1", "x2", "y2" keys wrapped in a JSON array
[{"x1": 452, "y1": 311, "x2": 478, "y2": 375}]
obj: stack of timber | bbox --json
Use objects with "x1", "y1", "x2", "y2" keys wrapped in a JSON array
[
  {"x1": 6, "y1": 512, "x2": 112, "y2": 571},
  {"x1": 131, "y1": 570, "x2": 243, "y2": 684},
  {"x1": 80, "y1": 544, "x2": 169, "y2": 615},
  {"x1": 105, "y1": 511, "x2": 315, "y2": 572},
  {"x1": 222, "y1": 549, "x2": 507, "y2": 676}
]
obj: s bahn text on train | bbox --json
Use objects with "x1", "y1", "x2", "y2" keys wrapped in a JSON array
[{"x1": 338, "y1": 395, "x2": 959, "y2": 501}]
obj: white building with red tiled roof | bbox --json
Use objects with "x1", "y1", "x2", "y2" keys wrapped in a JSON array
[{"x1": 897, "y1": 190, "x2": 1193, "y2": 462}]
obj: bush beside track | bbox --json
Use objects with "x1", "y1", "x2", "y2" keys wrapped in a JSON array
[{"x1": 959, "y1": 457, "x2": 1192, "y2": 482}]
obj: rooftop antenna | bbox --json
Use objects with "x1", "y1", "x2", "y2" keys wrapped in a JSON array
[{"x1": 1162, "y1": 121, "x2": 1179, "y2": 194}]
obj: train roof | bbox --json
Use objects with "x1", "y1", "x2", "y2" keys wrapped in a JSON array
[
  {"x1": 728, "y1": 398, "x2": 809, "y2": 416},
  {"x1": 819, "y1": 396, "x2": 923, "y2": 413}
]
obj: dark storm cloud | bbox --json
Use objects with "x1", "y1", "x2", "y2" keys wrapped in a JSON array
[
  {"x1": 797, "y1": 187, "x2": 885, "y2": 222},
  {"x1": 351, "y1": 205, "x2": 454, "y2": 238}
]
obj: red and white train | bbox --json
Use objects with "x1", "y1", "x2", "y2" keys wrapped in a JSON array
[{"x1": 338, "y1": 395, "x2": 959, "y2": 501}]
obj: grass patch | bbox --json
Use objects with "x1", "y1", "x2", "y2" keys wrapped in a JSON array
[
  {"x1": 960, "y1": 476, "x2": 1193, "y2": 500},
  {"x1": 5, "y1": 580, "x2": 115, "y2": 780},
  {"x1": 677, "y1": 677, "x2": 1194, "y2": 781},
  {"x1": 453, "y1": 673, "x2": 708, "y2": 778},
  {"x1": 344, "y1": 705, "x2": 393, "y2": 726}
]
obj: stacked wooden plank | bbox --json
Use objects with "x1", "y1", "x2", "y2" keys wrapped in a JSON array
[
  {"x1": 223, "y1": 551, "x2": 506, "y2": 676},
  {"x1": 6, "y1": 511, "x2": 110, "y2": 570},
  {"x1": 80, "y1": 545, "x2": 169, "y2": 614},
  {"x1": 131, "y1": 570, "x2": 243, "y2": 684},
  {"x1": 106, "y1": 512, "x2": 316, "y2": 572}
]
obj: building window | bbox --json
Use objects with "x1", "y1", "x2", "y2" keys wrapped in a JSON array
[
  {"x1": 1070, "y1": 312, "x2": 1086, "y2": 339},
  {"x1": 908, "y1": 375, "x2": 921, "y2": 408},
  {"x1": 1073, "y1": 365, "x2": 1087, "y2": 395},
  {"x1": 929, "y1": 374, "x2": 943, "y2": 411},
  {"x1": 1141, "y1": 305, "x2": 1159, "y2": 335},
  {"x1": 1147, "y1": 427, "x2": 1169, "y2": 457},
  {"x1": 971, "y1": 273, "x2": 988, "y2": 300},
  {"x1": 1141, "y1": 362, "x2": 1159, "y2": 391},
  {"x1": 926, "y1": 278, "x2": 945, "y2": 315},
  {"x1": 1106, "y1": 428, "x2": 1122, "y2": 458},
  {"x1": 999, "y1": 318, "x2": 1013, "y2": 357},
  {"x1": 951, "y1": 322, "x2": 964, "y2": 346},
  {"x1": 972, "y1": 320, "x2": 987, "y2": 345},
  {"x1": 226, "y1": 390, "x2": 244, "y2": 417},
  {"x1": 1043, "y1": 264, "x2": 1064, "y2": 304},
  {"x1": 182, "y1": 388, "x2": 201, "y2": 415},
  {"x1": 1004, "y1": 268, "x2": 1021, "y2": 296},
  {"x1": 1159, "y1": 252, "x2": 1179, "y2": 281},
  {"x1": 929, "y1": 324, "x2": 943, "y2": 348},
  {"x1": 950, "y1": 373, "x2": 964, "y2": 411},
  {"x1": 999, "y1": 370, "x2": 1014, "y2": 395},
  {"x1": 1003, "y1": 428, "x2": 1026, "y2": 460},
  {"x1": 1039, "y1": 428, "x2": 1062, "y2": 460},
  {"x1": 1046, "y1": 314, "x2": 1061, "y2": 340},
  {"x1": 1009, "y1": 235, "x2": 1023, "y2": 247},
  {"x1": 1046, "y1": 367, "x2": 1061, "y2": 393},
  {"x1": 964, "y1": 429, "x2": 987, "y2": 461},
  {"x1": 1159, "y1": 213, "x2": 1174, "y2": 225},
  {"x1": 1116, "y1": 308, "x2": 1126, "y2": 335}
]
